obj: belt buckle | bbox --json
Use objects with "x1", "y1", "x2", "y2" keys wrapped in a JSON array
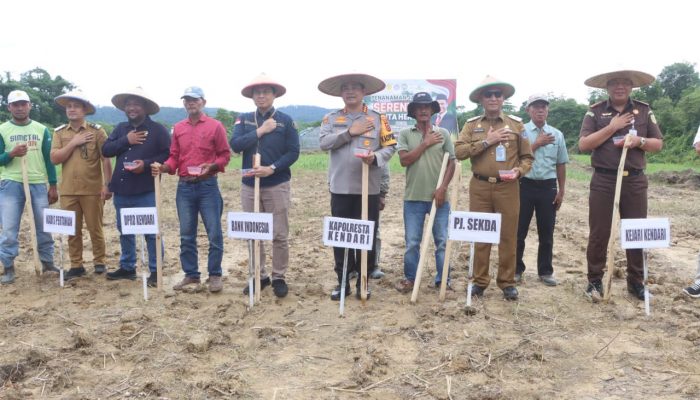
[
  {"x1": 623, "y1": 171, "x2": 629, "y2": 177},
  {"x1": 488, "y1": 177, "x2": 497, "y2": 183}
]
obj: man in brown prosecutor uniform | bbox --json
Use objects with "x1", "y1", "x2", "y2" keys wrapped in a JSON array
[
  {"x1": 454, "y1": 76, "x2": 534, "y2": 301},
  {"x1": 579, "y1": 70, "x2": 663, "y2": 301}
]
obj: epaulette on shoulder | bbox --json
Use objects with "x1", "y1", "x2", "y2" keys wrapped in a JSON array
[
  {"x1": 54, "y1": 124, "x2": 66, "y2": 132},
  {"x1": 507, "y1": 114, "x2": 522, "y2": 122},
  {"x1": 88, "y1": 122, "x2": 102, "y2": 130},
  {"x1": 632, "y1": 99, "x2": 649, "y2": 106},
  {"x1": 590, "y1": 100, "x2": 605, "y2": 108},
  {"x1": 467, "y1": 115, "x2": 481, "y2": 122}
]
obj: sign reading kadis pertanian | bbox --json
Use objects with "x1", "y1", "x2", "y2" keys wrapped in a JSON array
[
  {"x1": 120, "y1": 207, "x2": 159, "y2": 235},
  {"x1": 227, "y1": 212, "x2": 274, "y2": 241},
  {"x1": 620, "y1": 218, "x2": 671, "y2": 249},
  {"x1": 43, "y1": 209, "x2": 76, "y2": 235},
  {"x1": 323, "y1": 217, "x2": 375, "y2": 251},
  {"x1": 448, "y1": 211, "x2": 502, "y2": 244}
]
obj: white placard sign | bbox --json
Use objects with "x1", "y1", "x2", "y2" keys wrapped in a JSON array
[
  {"x1": 227, "y1": 212, "x2": 274, "y2": 240},
  {"x1": 120, "y1": 207, "x2": 159, "y2": 235},
  {"x1": 43, "y1": 209, "x2": 76, "y2": 235},
  {"x1": 620, "y1": 218, "x2": 670, "y2": 249},
  {"x1": 323, "y1": 217, "x2": 375, "y2": 251},
  {"x1": 449, "y1": 211, "x2": 501, "y2": 244}
]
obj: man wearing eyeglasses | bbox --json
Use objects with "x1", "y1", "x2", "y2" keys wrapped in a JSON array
[
  {"x1": 455, "y1": 76, "x2": 534, "y2": 301},
  {"x1": 231, "y1": 74, "x2": 300, "y2": 298},
  {"x1": 51, "y1": 91, "x2": 113, "y2": 281},
  {"x1": 579, "y1": 70, "x2": 663, "y2": 302},
  {"x1": 0, "y1": 90, "x2": 59, "y2": 284}
]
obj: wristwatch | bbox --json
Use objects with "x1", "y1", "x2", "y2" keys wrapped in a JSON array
[
  {"x1": 639, "y1": 137, "x2": 647, "y2": 149},
  {"x1": 270, "y1": 164, "x2": 277, "y2": 171},
  {"x1": 482, "y1": 140, "x2": 489, "y2": 149}
]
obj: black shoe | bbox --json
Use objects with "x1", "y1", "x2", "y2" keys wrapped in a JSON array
[
  {"x1": 331, "y1": 285, "x2": 351, "y2": 301},
  {"x1": 272, "y1": 279, "x2": 288, "y2": 298},
  {"x1": 683, "y1": 283, "x2": 700, "y2": 298},
  {"x1": 41, "y1": 261, "x2": 59, "y2": 273},
  {"x1": 627, "y1": 280, "x2": 645, "y2": 300},
  {"x1": 106, "y1": 268, "x2": 136, "y2": 281},
  {"x1": 243, "y1": 276, "x2": 271, "y2": 295},
  {"x1": 355, "y1": 287, "x2": 371, "y2": 300},
  {"x1": 94, "y1": 264, "x2": 106, "y2": 274},
  {"x1": 503, "y1": 286, "x2": 519, "y2": 301},
  {"x1": 434, "y1": 281, "x2": 453, "y2": 290},
  {"x1": 147, "y1": 274, "x2": 157, "y2": 287},
  {"x1": 65, "y1": 266, "x2": 86, "y2": 281},
  {"x1": 586, "y1": 280, "x2": 604, "y2": 301},
  {"x1": 470, "y1": 284, "x2": 485, "y2": 297}
]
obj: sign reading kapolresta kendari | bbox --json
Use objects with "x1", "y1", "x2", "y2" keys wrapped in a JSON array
[
  {"x1": 323, "y1": 217, "x2": 375, "y2": 251},
  {"x1": 364, "y1": 79, "x2": 458, "y2": 134}
]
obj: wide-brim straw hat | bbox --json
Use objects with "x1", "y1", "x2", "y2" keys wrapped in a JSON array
[
  {"x1": 55, "y1": 90, "x2": 96, "y2": 115},
  {"x1": 318, "y1": 73, "x2": 385, "y2": 97},
  {"x1": 241, "y1": 73, "x2": 286, "y2": 98},
  {"x1": 111, "y1": 87, "x2": 160, "y2": 115},
  {"x1": 584, "y1": 70, "x2": 655, "y2": 89},
  {"x1": 469, "y1": 75, "x2": 515, "y2": 103}
]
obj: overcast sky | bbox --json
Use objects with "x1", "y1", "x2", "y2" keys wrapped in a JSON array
[{"x1": 3, "y1": 0, "x2": 697, "y2": 112}]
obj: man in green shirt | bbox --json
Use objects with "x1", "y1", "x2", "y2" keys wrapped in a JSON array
[
  {"x1": 0, "y1": 90, "x2": 59, "y2": 284},
  {"x1": 395, "y1": 92, "x2": 456, "y2": 293}
]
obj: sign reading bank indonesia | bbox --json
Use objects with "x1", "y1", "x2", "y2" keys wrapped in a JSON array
[
  {"x1": 620, "y1": 218, "x2": 670, "y2": 249},
  {"x1": 227, "y1": 212, "x2": 273, "y2": 241},
  {"x1": 323, "y1": 217, "x2": 375, "y2": 251},
  {"x1": 449, "y1": 211, "x2": 502, "y2": 244},
  {"x1": 43, "y1": 209, "x2": 76, "y2": 235}
]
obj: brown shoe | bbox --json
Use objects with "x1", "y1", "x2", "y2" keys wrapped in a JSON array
[
  {"x1": 173, "y1": 276, "x2": 201, "y2": 291},
  {"x1": 208, "y1": 276, "x2": 223, "y2": 292},
  {"x1": 395, "y1": 278, "x2": 414, "y2": 294}
]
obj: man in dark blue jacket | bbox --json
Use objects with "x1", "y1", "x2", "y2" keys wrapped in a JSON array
[
  {"x1": 102, "y1": 87, "x2": 170, "y2": 286},
  {"x1": 231, "y1": 74, "x2": 300, "y2": 298}
]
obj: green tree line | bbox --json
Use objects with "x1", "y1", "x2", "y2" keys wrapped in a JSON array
[{"x1": 3, "y1": 64, "x2": 699, "y2": 163}]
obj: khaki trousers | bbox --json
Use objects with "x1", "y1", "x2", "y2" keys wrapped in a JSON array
[
  {"x1": 241, "y1": 181, "x2": 291, "y2": 280},
  {"x1": 60, "y1": 195, "x2": 106, "y2": 267},
  {"x1": 469, "y1": 177, "x2": 520, "y2": 289}
]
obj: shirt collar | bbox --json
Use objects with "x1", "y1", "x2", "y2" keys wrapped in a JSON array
[
  {"x1": 129, "y1": 116, "x2": 152, "y2": 131},
  {"x1": 67, "y1": 120, "x2": 88, "y2": 132},
  {"x1": 343, "y1": 103, "x2": 368, "y2": 115},
  {"x1": 605, "y1": 97, "x2": 634, "y2": 113},
  {"x1": 256, "y1": 107, "x2": 276, "y2": 119},
  {"x1": 525, "y1": 120, "x2": 552, "y2": 133}
]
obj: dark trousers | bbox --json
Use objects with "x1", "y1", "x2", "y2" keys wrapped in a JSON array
[
  {"x1": 516, "y1": 178, "x2": 557, "y2": 276},
  {"x1": 586, "y1": 173, "x2": 647, "y2": 284},
  {"x1": 330, "y1": 193, "x2": 379, "y2": 287}
]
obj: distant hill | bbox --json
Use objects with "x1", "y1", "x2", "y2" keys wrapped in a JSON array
[{"x1": 88, "y1": 105, "x2": 332, "y2": 127}]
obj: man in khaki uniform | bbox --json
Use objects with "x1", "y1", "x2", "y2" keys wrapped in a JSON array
[
  {"x1": 455, "y1": 76, "x2": 534, "y2": 301},
  {"x1": 51, "y1": 91, "x2": 113, "y2": 280}
]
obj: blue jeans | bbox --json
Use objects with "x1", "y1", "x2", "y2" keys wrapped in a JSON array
[
  {"x1": 113, "y1": 192, "x2": 163, "y2": 273},
  {"x1": 175, "y1": 177, "x2": 223, "y2": 278},
  {"x1": 0, "y1": 180, "x2": 54, "y2": 268},
  {"x1": 403, "y1": 200, "x2": 450, "y2": 283}
]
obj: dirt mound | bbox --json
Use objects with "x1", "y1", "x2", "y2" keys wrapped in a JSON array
[{"x1": 649, "y1": 168, "x2": 700, "y2": 188}]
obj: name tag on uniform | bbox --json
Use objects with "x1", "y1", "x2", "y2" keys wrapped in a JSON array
[{"x1": 473, "y1": 128, "x2": 485, "y2": 133}]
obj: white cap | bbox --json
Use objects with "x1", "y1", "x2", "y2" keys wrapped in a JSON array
[{"x1": 8, "y1": 90, "x2": 30, "y2": 103}]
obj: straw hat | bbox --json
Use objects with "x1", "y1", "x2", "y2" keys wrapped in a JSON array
[
  {"x1": 54, "y1": 90, "x2": 96, "y2": 115},
  {"x1": 241, "y1": 73, "x2": 286, "y2": 98},
  {"x1": 318, "y1": 73, "x2": 385, "y2": 97},
  {"x1": 111, "y1": 87, "x2": 160, "y2": 115},
  {"x1": 468, "y1": 75, "x2": 515, "y2": 103},
  {"x1": 584, "y1": 70, "x2": 655, "y2": 88}
]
